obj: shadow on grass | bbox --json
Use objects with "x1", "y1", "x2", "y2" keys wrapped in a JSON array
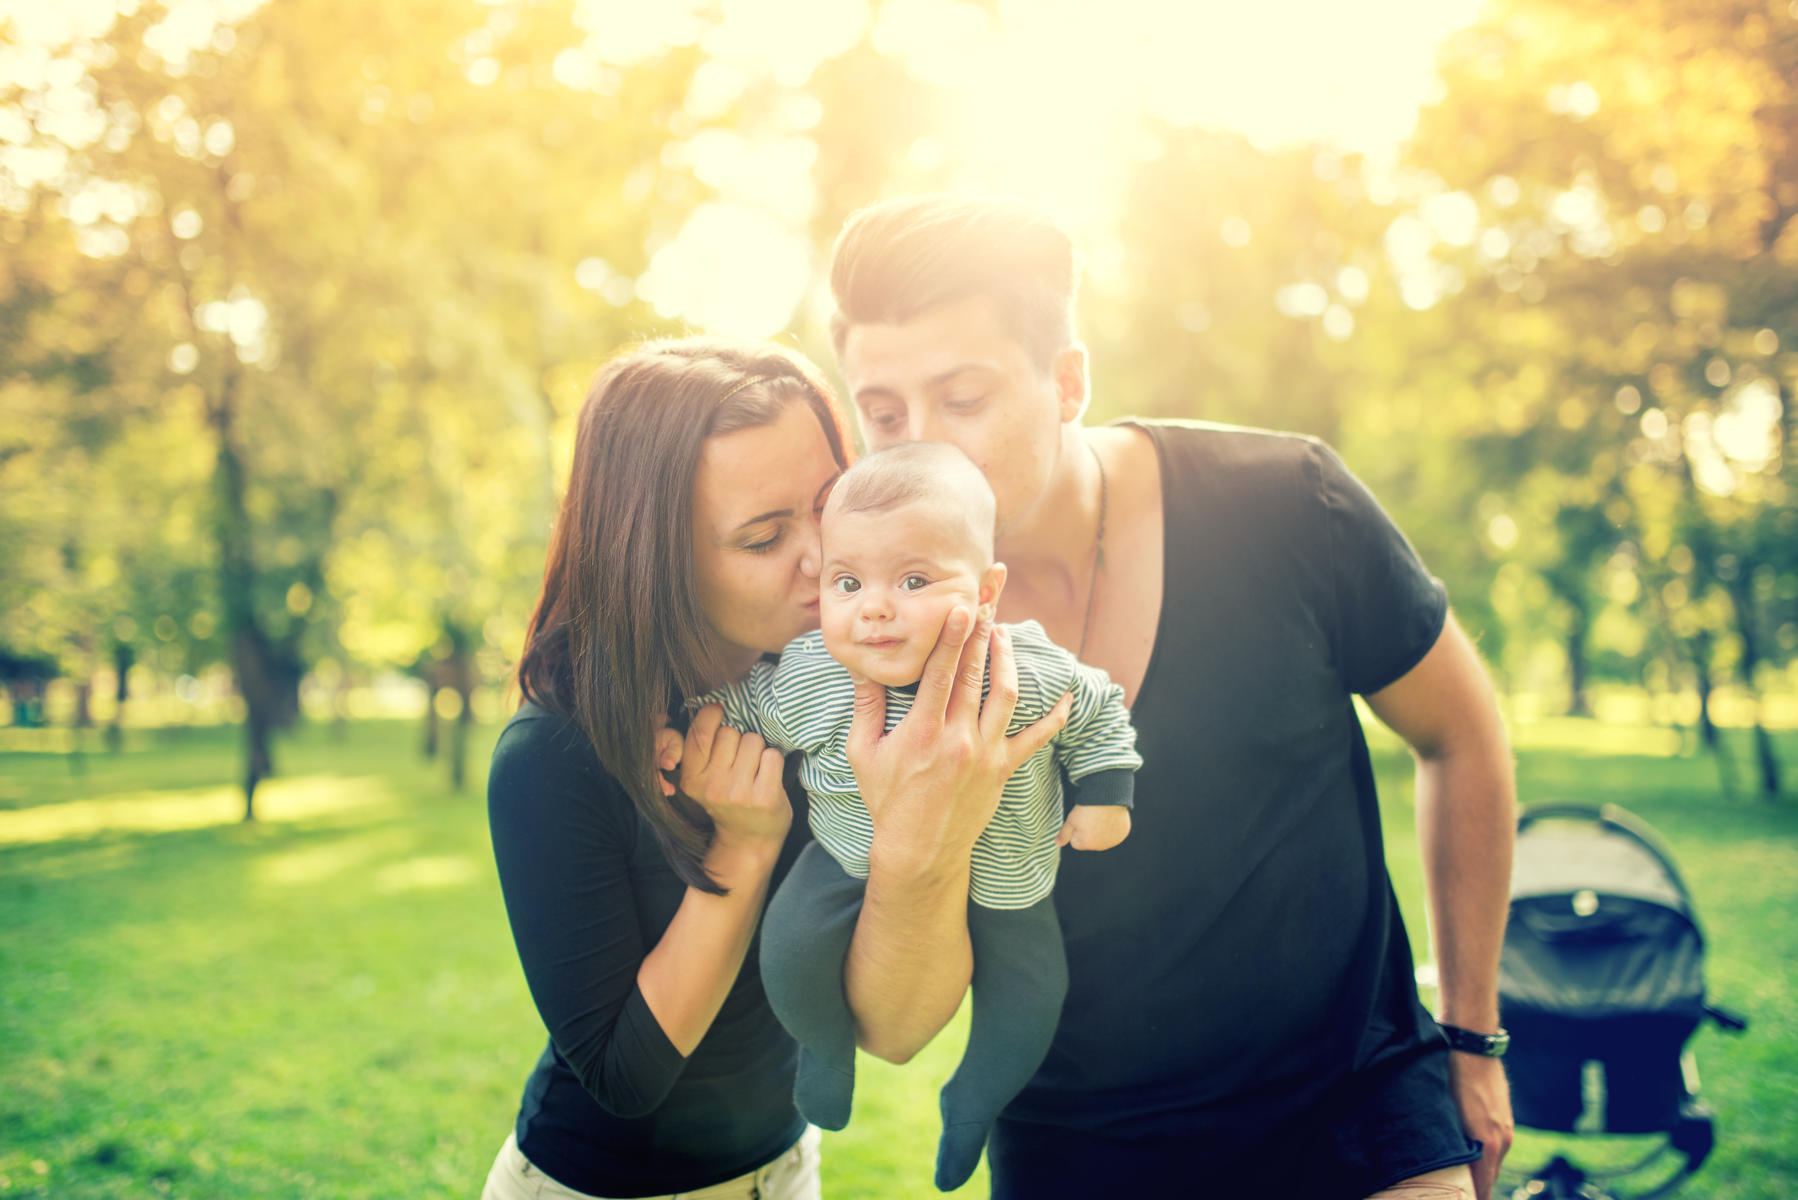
[{"x1": 0, "y1": 719, "x2": 488, "y2": 813}]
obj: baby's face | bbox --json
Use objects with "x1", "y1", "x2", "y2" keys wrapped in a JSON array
[{"x1": 819, "y1": 499, "x2": 989, "y2": 688}]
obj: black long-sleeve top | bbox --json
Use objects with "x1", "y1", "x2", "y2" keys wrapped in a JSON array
[{"x1": 487, "y1": 701, "x2": 809, "y2": 1197}]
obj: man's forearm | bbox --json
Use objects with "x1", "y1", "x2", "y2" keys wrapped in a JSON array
[
  {"x1": 844, "y1": 852, "x2": 974, "y2": 1063},
  {"x1": 1415, "y1": 739, "x2": 1515, "y2": 1028}
]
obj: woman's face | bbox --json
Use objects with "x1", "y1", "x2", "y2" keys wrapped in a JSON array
[{"x1": 691, "y1": 401, "x2": 843, "y2": 681}]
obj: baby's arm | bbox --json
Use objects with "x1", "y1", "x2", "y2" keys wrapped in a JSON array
[{"x1": 1021, "y1": 623, "x2": 1141, "y2": 852}]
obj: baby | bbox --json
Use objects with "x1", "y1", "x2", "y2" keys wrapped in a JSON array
[{"x1": 696, "y1": 441, "x2": 1140, "y2": 1191}]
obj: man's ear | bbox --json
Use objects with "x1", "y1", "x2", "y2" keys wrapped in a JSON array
[
  {"x1": 979, "y1": 562, "x2": 1009, "y2": 612},
  {"x1": 1052, "y1": 343, "x2": 1089, "y2": 424}
]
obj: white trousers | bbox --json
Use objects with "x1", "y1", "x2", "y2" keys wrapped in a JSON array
[{"x1": 481, "y1": 1127, "x2": 822, "y2": 1200}]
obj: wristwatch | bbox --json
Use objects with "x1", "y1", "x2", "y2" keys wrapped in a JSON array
[{"x1": 1436, "y1": 1021, "x2": 1510, "y2": 1057}]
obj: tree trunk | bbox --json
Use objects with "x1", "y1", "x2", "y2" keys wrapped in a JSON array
[
  {"x1": 1690, "y1": 633, "x2": 1735, "y2": 797},
  {"x1": 105, "y1": 642, "x2": 132, "y2": 754},
  {"x1": 451, "y1": 695, "x2": 471, "y2": 792},
  {"x1": 69, "y1": 679, "x2": 91, "y2": 776},
  {"x1": 1565, "y1": 621, "x2": 1591, "y2": 717},
  {"x1": 1752, "y1": 722, "x2": 1783, "y2": 799},
  {"x1": 210, "y1": 363, "x2": 277, "y2": 821},
  {"x1": 1725, "y1": 572, "x2": 1783, "y2": 799},
  {"x1": 446, "y1": 624, "x2": 476, "y2": 792},
  {"x1": 232, "y1": 627, "x2": 279, "y2": 820}
]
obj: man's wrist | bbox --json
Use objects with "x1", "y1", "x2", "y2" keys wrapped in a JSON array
[{"x1": 867, "y1": 834, "x2": 971, "y2": 896}]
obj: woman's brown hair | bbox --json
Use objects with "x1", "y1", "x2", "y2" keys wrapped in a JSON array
[{"x1": 517, "y1": 338, "x2": 849, "y2": 893}]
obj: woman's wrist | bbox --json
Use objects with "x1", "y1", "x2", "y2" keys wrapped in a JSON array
[{"x1": 703, "y1": 830, "x2": 784, "y2": 888}]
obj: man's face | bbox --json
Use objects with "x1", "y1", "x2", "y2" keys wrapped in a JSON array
[
  {"x1": 819, "y1": 499, "x2": 990, "y2": 688},
  {"x1": 838, "y1": 293, "x2": 1083, "y2": 536}
]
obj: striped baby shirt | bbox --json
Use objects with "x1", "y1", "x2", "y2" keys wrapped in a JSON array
[{"x1": 696, "y1": 619, "x2": 1140, "y2": 910}]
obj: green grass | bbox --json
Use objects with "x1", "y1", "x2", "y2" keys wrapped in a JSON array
[{"x1": 1, "y1": 719, "x2": 1794, "y2": 1198}]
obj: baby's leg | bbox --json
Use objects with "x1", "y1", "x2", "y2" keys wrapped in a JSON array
[
  {"x1": 758, "y1": 841, "x2": 867, "y2": 1131},
  {"x1": 934, "y1": 896, "x2": 1068, "y2": 1191}
]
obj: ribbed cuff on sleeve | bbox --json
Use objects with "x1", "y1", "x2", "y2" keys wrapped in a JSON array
[{"x1": 1068, "y1": 767, "x2": 1135, "y2": 811}]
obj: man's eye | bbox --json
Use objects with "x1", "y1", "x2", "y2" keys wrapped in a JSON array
[
  {"x1": 900, "y1": 574, "x2": 929, "y2": 591},
  {"x1": 868, "y1": 409, "x2": 903, "y2": 431},
  {"x1": 945, "y1": 395, "x2": 986, "y2": 412},
  {"x1": 832, "y1": 576, "x2": 861, "y2": 594}
]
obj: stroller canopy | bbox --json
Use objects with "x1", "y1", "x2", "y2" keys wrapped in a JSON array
[{"x1": 1502, "y1": 805, "x2": 1706, "y2": 1023}]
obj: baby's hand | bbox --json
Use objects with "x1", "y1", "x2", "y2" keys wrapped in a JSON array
[{"x1": 1055, "y1": 804, "x2": 1131, "y2": 851}]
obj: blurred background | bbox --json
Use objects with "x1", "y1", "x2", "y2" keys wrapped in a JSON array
[{"x1": 1, "y1": 0, "x2": 1794, "y2": 1197}]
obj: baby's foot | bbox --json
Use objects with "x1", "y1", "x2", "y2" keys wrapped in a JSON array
[
  {"x1": 933, "y1": 1120, "x2": 990, "y2": 1192},
  {"x1": 793, "y1": 1048, "x2": 854, "y2": 1131}
]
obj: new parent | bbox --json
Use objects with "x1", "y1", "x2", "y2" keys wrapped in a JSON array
[
  {"x1": 482, "y1": 340, "x2": 1063, "y2": 1199},
  {"x1": 821, "y1": 195, "x2": 1518, "y2": 1199}
]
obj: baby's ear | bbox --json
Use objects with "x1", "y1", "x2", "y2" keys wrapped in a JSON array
[{"x1": 979, "y1": 562, "x2": 1008, "y2": 610}]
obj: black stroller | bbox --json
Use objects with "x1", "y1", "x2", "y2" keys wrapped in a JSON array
[{"x1": 1497, "y1": 804, "x2": 1748, "y2": 1200}]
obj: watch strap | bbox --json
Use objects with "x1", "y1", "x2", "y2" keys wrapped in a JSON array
[{"x1": 1436, "y1": 1021, "x2": 1510, "y2": 1057}]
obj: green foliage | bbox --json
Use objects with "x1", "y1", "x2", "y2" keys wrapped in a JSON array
[
  {"x1": 4, "y1": 0, "x2": 1795, "y2": 799},
  {"x1": 1382, "y1": 0, "x2": 1797, "y2": 744}
]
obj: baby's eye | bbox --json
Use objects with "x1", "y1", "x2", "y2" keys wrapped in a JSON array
[
  {"x1": 899, "y1": 574, "x2": 930, "y2": 592},
  {"x1": 831, "y1": 576, "x2": 861, "y2": 595}
]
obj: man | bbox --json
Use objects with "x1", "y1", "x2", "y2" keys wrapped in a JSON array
[{"x1": 825, "y1": 195, "x2": 1516, "y2": 1199}]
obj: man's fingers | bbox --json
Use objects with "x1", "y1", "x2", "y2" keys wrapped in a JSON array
[
  {"x1": 1054, "y1": 816, "x2": 1074, "y2": 847},
  {"x1": 912, "y1": 606, "x2": 973, "y2": 720},
  {"x1": 977, "y1": 622, "x2": 1022, "y2": 742},
  {"x1": 946, "y1": 610, "x2": 994, "y2": 724},
  {"x1": 846, "y1": 679, "x2": 889, "y2": 763},
  {"x1": 1006, "y1": 690, "x2": 1073, "y2": 771},
  {"x1": 1474, "y1": 1135, "x2": 1508, "y2": 1200}
]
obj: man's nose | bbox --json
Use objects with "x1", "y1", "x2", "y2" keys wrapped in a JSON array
[{"x1": 905, "y1": 410, "x2": 941, "y2": 444}]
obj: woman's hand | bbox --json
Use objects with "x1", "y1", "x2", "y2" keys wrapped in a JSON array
[
  {"x1": 638, "y1": 706, "x2": 792, "y2": 1057},
  {"x1": 848, "y1": 609, "x2": 1072, "y2": 878},
  {"x1": 678, "y1": 704, "x2": 792, "y2": 858}
]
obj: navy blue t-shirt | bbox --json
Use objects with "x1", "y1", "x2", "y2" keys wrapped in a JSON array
[
  {"x1": 487, "y1": 704, "x2": 809, "y2": 1197},
  {"x1": 995, "y1": 422, "x2": 1469, "y2": 1192}
]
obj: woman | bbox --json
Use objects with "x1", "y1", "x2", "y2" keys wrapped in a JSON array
[{"x1": 482, "y1": 338, "x2": 1060, "y2": 1200}]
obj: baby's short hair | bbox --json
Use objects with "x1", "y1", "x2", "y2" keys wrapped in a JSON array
[{"x1": 826, "y1": 442, "x2": 996, "y2": 560}]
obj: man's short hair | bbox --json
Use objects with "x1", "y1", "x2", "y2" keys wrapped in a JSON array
[
  {"x1": 828, "y1": 194, "x2": 1078, "y2": 374},
  {"x1": 826, "y1": 442, "x2": 996, "y2": 561}
]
